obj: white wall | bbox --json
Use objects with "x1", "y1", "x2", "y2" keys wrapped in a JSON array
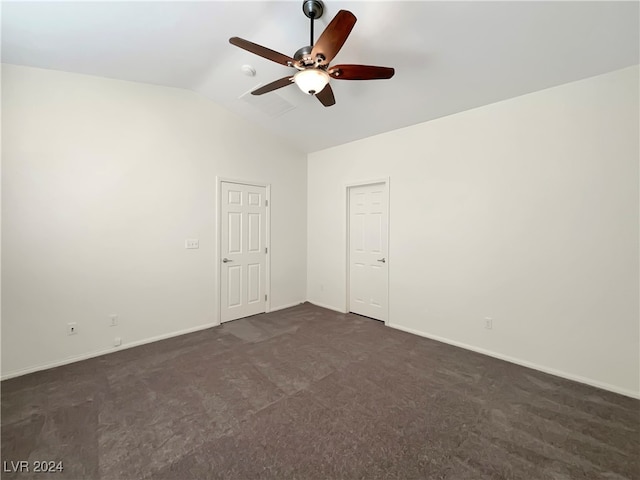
[
  {"x1": 1, "y1": 64, "x2": 307, "y2": 377},
  {"x1": 3, "y1": 64, "x2": 638, "y2": 398},
  {"x1": 307, "y1": 66, "x2": 640, "y2": 397}
]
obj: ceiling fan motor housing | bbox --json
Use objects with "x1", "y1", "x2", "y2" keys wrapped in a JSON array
[
  {"x1": 294, "y1": 45, "x2": 313, "y2": 62},
  {"x1": 294, "y1": 45, "x2": 326, "y2": 67}
]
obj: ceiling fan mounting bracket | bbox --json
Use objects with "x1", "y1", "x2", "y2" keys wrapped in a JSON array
[{"x1": 302, "y1": 0, "x2": 324, "y2": 20}]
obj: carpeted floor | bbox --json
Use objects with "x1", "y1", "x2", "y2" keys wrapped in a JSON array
[{"x1": 2, "y1": 303, "x2": 638, "y2": 479}]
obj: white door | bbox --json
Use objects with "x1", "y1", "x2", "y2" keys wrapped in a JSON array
[
  {"x1": 349, "y1": 183, "x2": 388, "y2": 322},
  {"x1": 221, "y1": 182, "x2": 267, "y2": 323}
]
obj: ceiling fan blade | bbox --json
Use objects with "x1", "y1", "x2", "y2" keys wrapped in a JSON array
[
  {"x1": 229, "y1": 37, "x2": 297, "y2": 67},
  {"x1": 329, "y1": 64, "x2": 395, "y2": 80},
  {"x1": 251, "y1": 77, "x2": 294, "y2": 95},
  {"x1": 315, "y1": 83, "x2": 336, "y2": 107},
  {"x1": 311, "y1": 10, "x2": 357, "y2": 66}
]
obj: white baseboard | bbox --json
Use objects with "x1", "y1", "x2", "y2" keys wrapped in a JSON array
[
  {"x1": 268, "y1": 301, "x2": 305, "y2": 313},
  {"x1": 307, "y1": 301, "x2": 347, "y2": 314},
  {"x1": 7, "y1": 305, "x2": 636, "y2": 401},
  {"x1": 387, "y1": 323, "x2": 640, "y2": 400},
  {"x1": 1, "y1": 320, "x2": 221, "y2": 381}
]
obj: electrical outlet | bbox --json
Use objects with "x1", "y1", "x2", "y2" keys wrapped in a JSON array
[
  {"x1": 484, "y1": 317, "x2": 493, "y2": 330},
  {"x1": 109, "y1": 314, "x2": 118, "y2": 326},
  {"x1": 114, "y1": 337, "x2": 122, "y2": 347},
  {"x1": 185, "y1": 239, "x2": 199, "y2": 249},
  {"x1": 67, "y1": 322, "x2": 78, "y2": 335}
]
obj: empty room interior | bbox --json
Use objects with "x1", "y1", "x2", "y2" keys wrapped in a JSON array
[{"x1": 1, "y1": 1, "x2": 639, "y2": 479}]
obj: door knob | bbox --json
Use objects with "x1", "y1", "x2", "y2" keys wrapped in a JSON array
[
  {"x1": 222, "y1": 258, "x2": 233, "y2": 263},
  {"x1": 377, "y1": 258, "x2": 386, "y2": 263}
]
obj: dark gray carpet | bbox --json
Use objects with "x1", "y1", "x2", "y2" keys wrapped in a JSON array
[{"x1": 2, "y1": 303, "x2": 638, "y2": 479}]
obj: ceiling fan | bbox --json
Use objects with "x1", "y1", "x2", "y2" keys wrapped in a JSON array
[{"x1": 229, "y1": 0, "x2": 395, "y2": 107}]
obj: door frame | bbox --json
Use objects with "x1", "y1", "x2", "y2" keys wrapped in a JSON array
[
  {"x1": 345, "y1": 177, "x2": 390, "y2": 325},
  {"x1": 216, "y1": 176, "x2": 271, "y2": 325}
]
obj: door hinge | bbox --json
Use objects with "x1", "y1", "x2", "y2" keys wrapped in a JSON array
[
  {"x1": 265, "y1": 199, "x2": 268, "y2": 207},
  {"x1": 265, "y1": 247, "x2": 268, "y2": 254}
]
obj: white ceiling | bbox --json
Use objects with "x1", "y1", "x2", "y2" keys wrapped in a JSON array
[{"x1": 2, "y1": 1, "x2": 639, "y2": 153}]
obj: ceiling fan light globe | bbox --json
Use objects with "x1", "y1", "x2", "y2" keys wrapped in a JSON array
[{"x1": 294, "y1": 69, "x2": 330, "y2": 95}]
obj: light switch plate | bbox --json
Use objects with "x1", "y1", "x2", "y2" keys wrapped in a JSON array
[{"x1": 185, "y1": 239, "x2": 199, "y2": 249}]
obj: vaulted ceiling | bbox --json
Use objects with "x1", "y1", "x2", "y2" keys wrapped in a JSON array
[{"x1": 2, "y1": 1, "x2": 638, "y2": 153}]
